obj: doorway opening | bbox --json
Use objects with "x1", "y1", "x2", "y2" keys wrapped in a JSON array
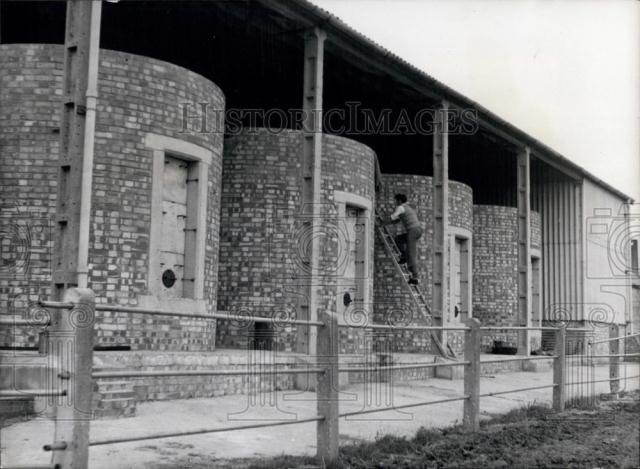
[{"x1": 337, "y1": 205, "x2": 367, "y2": 323}]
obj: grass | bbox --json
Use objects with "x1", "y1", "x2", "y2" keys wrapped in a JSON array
[
  {"x1": 242, "y1": 395, "x2": 639, "y2": 469},
  {"x1": 153, "y1": 392, "x2": 639, "y2": 468},
  {"x1": 565, "y1": 394, "x2": 600, "y2": 409}
]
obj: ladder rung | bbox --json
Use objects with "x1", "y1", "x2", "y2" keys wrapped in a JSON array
[{"x1": 377, "y1": 218, "x2": 443, "y2": 355}]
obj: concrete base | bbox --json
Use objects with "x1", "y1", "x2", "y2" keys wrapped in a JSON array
[
  {"x1": 1, "y1": 349, "x2": 558, "y2": 421},
  {"x1": 435, "y1": 359, "x2": 465, "y2": 380},
  {"x1": 434, "y1": 354, "x2": 555, "y2": 380},
  {"x1": 522, "y1": 358, "x2": 554, "y2": 372},
  {"x1": 0, "y1": 397, "x2": 34, "y2": 421},
  {"x1": 0, "y1": 352, "x2": 48, "y2": 391},
  {"x1": 0, "y1": 352, "x2": 50, "y2": 418},
  {"x1": 294, "y1": 354, "x2": 382, "y2": 391},
  {"x1": 480, "y1": 354, "x2": 554, "y2": 376},
  {"x1": 5, "y1": 362, "x2": 638, "y2": 468}
]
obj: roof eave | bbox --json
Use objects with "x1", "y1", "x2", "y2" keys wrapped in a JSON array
[{"x1": 258, "y1": 0, "x2": 634, "y2": 203}]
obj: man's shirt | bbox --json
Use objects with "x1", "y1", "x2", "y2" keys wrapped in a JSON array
[
  {"x1": 390, "y1": 203, "x2": 421, "y2": 231},
  {"x1": 390, "y1": 204, "x2": 406, "y2": 221}
]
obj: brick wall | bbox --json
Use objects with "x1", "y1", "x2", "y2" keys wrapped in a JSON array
[
  {"x1": 93, "y1": 350, "x2": 298, "y2": 404},
  {"x1": 0, "y1": 44, "x2": 225, "y2": 351},
  {"x1": 374, "y1": 174, "x2": 473, "y2": 353},
  {"x1": 216, "y1": 128, "x2": 376, "y2": 354},
  {"x1": 472, "y1": 205, "x2": 541, "y2": 351}
]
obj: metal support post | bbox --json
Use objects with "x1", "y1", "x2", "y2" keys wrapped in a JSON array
[
  {"x1": 52, "y1": 0, "x2": 102, "y2": 296},
  {"x1": 49, "y1": 288, "x2": 95, "y2": 469},
  {"x1": 316, "y1": 310, "x2": 339, "y2": 464},
  {"x1": 517, "y1": 146, "x2": 532, "y2": 355},
  {"x1": 463, "y1": 318, "x2": 481, "y2": 431},
  {"x1": 432, "y1": 101, "x2": 450, "y2": 346},
  {"x1": 297, "y1": 27, "x2": 326, "y2": 355},
  {"x1": 609, "y1": 324, "x2": 620, "y2": 395},
  {"x1": 552, "y1": 325, "x2": 566, "y2": 411}
]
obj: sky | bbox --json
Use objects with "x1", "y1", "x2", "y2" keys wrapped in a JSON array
[{"x1": 313, "y1": 0, "x2": 640, "y2": 202}]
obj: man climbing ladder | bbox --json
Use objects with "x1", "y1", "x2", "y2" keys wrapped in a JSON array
[{"x1": 385, "y1": 193, "x2": 423, "y2": 285}]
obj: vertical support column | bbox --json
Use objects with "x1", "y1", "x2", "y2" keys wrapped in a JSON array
[
  {"x1": 552, "y1": 325, "x2": 566, "y2": 411},
  {"x1": 298, "y1": 27, "x2": 326, "y2": 355},
  {"x1": 463, "y1": 318, "x2": 481, "y2": 431},
  {"x1": 49, "y1": 288, "x2": 95, "y2": 468},
  {"x1": 609, "y1": 324, "x2": 620, "y2": 395},
  {"x1": 517, "y1": 147, "x2": 532, "y2": 354},
  {"x1": 622, "y1": 204, "x2": 633, "y2": 330},
  {"x1": 432, "y1": 101, "x2": 449, "y2": 345},
  {"x1": 52, "y1": 0, "x2": 102, "y2": 297},
  {"x1": 316, "y1": 311, "x2": 339, "y2": 464}
]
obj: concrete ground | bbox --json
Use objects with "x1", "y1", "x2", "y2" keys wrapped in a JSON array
[{"x1": 1, "y1": 363, "x2": 638, "y2": 468}]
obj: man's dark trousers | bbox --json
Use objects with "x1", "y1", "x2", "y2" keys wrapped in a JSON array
[{"x1": 395, "y1": 226, "x2": 423, "y2": 278}]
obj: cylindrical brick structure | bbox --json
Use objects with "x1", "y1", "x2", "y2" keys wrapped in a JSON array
[
  {"x1": 216, "y1": 128, "x2": 376, "y2": 354},
  {"x1": 472, "y1": 205, "x2": 542, "y2": 351},
  {"x1": 374, "y1": 174, "x2": 473, "y2": 354},
  {"x1": 0, "y1": 44, "x2": 225, "y2": 351}
]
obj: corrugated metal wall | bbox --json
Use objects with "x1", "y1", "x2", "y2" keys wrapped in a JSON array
[{"x1": 531, "y1": 158, "x2": 583, "y2": 321}]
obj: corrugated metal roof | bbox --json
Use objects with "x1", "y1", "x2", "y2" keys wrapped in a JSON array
[{"x1": 263, "y1": 0, "x2": 633, "y2": 202}]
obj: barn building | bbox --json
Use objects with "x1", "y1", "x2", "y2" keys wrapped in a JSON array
[{"x1": 0, "y1": 0, "x2": 637, "y2": 417}]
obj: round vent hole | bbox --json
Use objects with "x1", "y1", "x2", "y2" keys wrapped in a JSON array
[{"x1": 162, "y1": 269, "x2": 177, "y2": 288}]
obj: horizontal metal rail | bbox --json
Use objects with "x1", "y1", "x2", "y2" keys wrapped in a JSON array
[
  {"x1": 210, "y1": 312, "x2": 324, "y2": 327},
  {"x1": 348, "y1": 323, "x2": 469, "y2": 332},
  {"x1": 93, "y1": 368, "x2": 325, "y2": 379},
  {"x1": 0, "y1": 389, "x2": 66, "y2": 398},
  {"x1": 97, "y1": 305, "x2": 214, "y2": 321},
  {"x1": 89, "y1": 415, "x2": 324, "y2": 446},
  {"x1": 480, "y1": 326, "x2": 559, "y2": 331},
  {"x1": 1, "y1": 465, "x2": 60, "y2": 469},
  {"x1": 587, "y1": 354, "x2": 640, "y2": 359},
  {"x1": 591, "y1": 332, "x2": 640, "y2": 345},
  {"x1": 39, "y1": 301, "x2": 325, "y2": 326},
  {"x1": 565, "y1": 375, "x2": 640, "y2": 386},
  {"x1": 339, "y1": 395, "x2": 469, "y2": 418},
  {"x1": 338, "y1": 362, "x2": 469, "y2": 373},
  {"x1": 39, "y1": 301, "x2": 75, "y2": 309},
  {"x1": 0, "y1": 318, "x2": 49, "y2": 326},
  {"x1": 479, "y1": 383, "x2": 557, "y2": 398},
  {"x1": 479, "y1": 326, "x2": 590, "y2": 332},
  {"x1": 480, "y1": 355, "x2": 557, "y2": 363}
]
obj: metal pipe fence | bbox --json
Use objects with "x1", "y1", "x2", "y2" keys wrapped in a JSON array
[
  {"x1": 590, "y1": 331, "x2": 640, "y2": 345},
  {"x1": 0, "y1": 318, "x2": 50, "y2": 326},
  {"x1": 92, "y1": 368, "x2": 327, "y2": 379},
  {"x1": 478, "y1": 383, "x2": 557, "y2": 398},
  {"x1": 3, "y1": 290, "x2": 636, "y2": 468},
  {"x1": 87, "y1": 416, "x2": 326, "y2": 447},
  {"x1": 338, "y1": 395, "x2": 469, "y2": 418}
]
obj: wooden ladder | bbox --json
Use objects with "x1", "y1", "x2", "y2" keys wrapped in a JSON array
[{"x1": 376, "y1": 215, "x2": 456, "y2": 360}]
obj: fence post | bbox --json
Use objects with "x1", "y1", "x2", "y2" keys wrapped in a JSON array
[
  {"x1": 316, "y1": 309, "x2": 339, "y2": 464},
  {"x1": 609, "y1": 324, "x2": 620, "y2": 395},
  {"x1": 463, "y1": 318, "x2": 480, "y2": 431},
  {"x1": 552, "y1": 325, "x2": 566, "y2": 411},
  {"x1": 49, "y1": 288, "x2": 95, "y2": 469}
]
